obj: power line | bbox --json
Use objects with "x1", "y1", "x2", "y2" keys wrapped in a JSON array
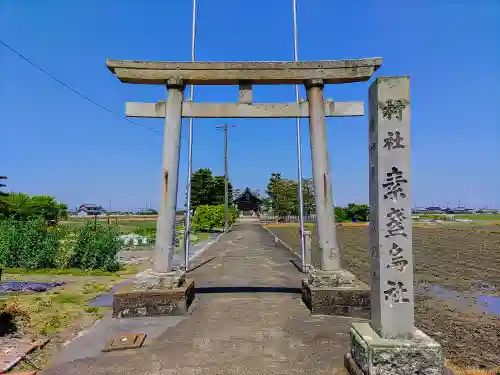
[{"x1": 0, "y1": 39, "x2": 161, "y2": 134}]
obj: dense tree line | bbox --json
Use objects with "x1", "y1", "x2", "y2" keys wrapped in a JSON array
[
  {"x1": 0, "y1": 176, "x2": 68, "y2": 221},
  {"x1": 1, "y1": 192, "x2": 68, "y2": 222},
  {"x1": 184, "y1": 168, "x2": 369, "y2": 222},
  {"x1": 262, "y1": 172, "x2": 369, "y2": 222}
]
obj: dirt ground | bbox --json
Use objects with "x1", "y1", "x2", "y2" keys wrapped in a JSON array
[{"x1": 268, "y1": 224, "x2": 500, "y2": 369}]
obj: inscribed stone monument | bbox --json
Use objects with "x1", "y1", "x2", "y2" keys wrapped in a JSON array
[{"x1": 346, "y1": 77, "x2": 443, "y2": 375}]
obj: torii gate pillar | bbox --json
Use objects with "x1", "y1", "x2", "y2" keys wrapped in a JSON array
[
  {"x1": 306, "y1": 79, "x2": 339, "y2": 271},
  {"x1": 155, "y1": 79, "x2": 185, "y2": 274}
]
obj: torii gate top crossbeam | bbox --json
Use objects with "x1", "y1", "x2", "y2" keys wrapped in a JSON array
[{"x1": 106, "y1": 58, "x2": 382, "y2": 85}]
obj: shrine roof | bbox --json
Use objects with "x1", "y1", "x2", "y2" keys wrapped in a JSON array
[
  {"x1": 234, "y1": 188, "x2": 263, "y2": 203},
  {"x1": 105, "y1": 58, "x2": 383, "y2": 85}
]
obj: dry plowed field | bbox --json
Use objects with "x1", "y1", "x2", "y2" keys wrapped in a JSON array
[{"x1": 268, "y1": 225, "x2": 500, "y2": 369}]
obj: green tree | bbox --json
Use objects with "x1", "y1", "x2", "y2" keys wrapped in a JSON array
[
  {"x1": 2, "y1": 193, "x2": 31, "y2": 220},
  {"x1": 212, "y1": 175, "x2": 233, "y2": 206},
  {"x1": 189, "y1": 168, "x2": 233, "y2": 210},
  {"x1": 266, "y1": 173, "x2": 299, "y2": 217},
  {"x1": 265, "y1": 173, "x2": 316, "y2": 217},
  {"x1": 189, "y1": 168, "x2": 215, "y2": 209},
  {"x1": 0, "y1": 193, "x2": 67, "y2": 222},
  {"x1": 28, "y1": 195, "x2": 67, "y2": 221},
  {"x1": 301, "y1": 178, "x2": 316, "y2": 215}
]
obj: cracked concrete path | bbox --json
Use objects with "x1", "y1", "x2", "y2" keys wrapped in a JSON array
[{"x1": 43, "y1": 222, "x2": 360, "y2": 375}]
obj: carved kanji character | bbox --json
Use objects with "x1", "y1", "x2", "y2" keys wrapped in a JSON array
[
  {"x1": 386, "y1": 242, "x2": 409, "y2": 272},
  {"x1": 383, "y1": 131, "x2": 405, "y2": 150},
  {"x1": 378, "y1": 99, "x2": 409, "y2": 121},
  {"x1": 385, "y1": 208, "x2": 407, "y2": 238},
  {"x1": 384, "y1": 280, "x2": 410, "y2": 305},
  {"x1": 383, "y1": 167, "x2": 408, "y2": 200}
]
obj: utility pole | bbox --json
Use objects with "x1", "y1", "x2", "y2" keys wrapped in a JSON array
[{"x1": 216, "y1": 124, "x2": 235, "y2": 232}]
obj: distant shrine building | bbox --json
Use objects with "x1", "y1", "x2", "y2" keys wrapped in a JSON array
[{"x1": 233, "y1": 188, "x2": 262, "y2": 216}]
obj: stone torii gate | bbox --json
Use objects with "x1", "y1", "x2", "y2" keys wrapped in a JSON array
[
  {"x1": 108, "y1": 59, "x2": 443, "y2": 375},
  {"x1": 107, "y1": 58, "x2": 381, "y2": 277}
]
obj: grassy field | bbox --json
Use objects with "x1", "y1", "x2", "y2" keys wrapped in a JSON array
[
  {"x1": 60, "y1": 216, "x2": 161, "y2": 233},
  {"x1": 266, "y1": 223, "x2": 500, "y2": 371},
  {"x1": 416, "y1": 213, "x2": 500, "y2": 221}
]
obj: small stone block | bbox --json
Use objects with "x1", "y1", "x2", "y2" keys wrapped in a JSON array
[
  {"x1": 112, "y1": 278, "x2": 195, "y2": 318},
  {"x1": 302, "y1": 279, "x2": 370, "y2": 318},
  {"x1": 346, "y1": 322, "x2": 443, "y2": 375},
  {"x1": 102, "y1": 333, "x2": 146, "y2": 352}
]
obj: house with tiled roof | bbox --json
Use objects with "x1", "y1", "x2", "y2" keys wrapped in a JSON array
[{"x1": 77, "y1": 204, "x2": 106, "y2": 216}]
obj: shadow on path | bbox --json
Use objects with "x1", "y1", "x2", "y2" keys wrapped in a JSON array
[
  {"x1": 186, "y1": 256, "x2": 216, "y2": 273},
  {"x1": 195, "y1": 286, "x2": 301, "y2": 294},
  {"x1": 289, "y1": 259, "x2": 306, "y2": 273}
]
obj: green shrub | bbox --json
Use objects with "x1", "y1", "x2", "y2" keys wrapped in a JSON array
[
  {"x1": 70, "y1": 221, "x2": 122, "y2": 271},
  {"x1": 0, "y1": 219, "x2": 17, "y2": 267},
  {"x1": 133, "y1": 224, "x2": 156, "y2": 238},
  {"x1": 229, "y1": 207, "x2": 239, "y2": 221},
  {"x1": 54, "y1": 225, "x2": 74, "y2": 269},
  {"x1": 191, "y1": 205, "x2": 235, "y2": 231},
  {"x1": 0, "y1": 218, "x2": 61, "y2": 269},
  {"x1": 343, "y1": 203, "x2": 369, "y2": 222}
]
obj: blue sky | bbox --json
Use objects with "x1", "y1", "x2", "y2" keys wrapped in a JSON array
[{"x1": 1, "y1": 0, "x2": 499, "y2": 211}]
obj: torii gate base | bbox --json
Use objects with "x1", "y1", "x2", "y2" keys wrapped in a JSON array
[{"x1": 112, "y1": 271, "x2": 195, "y2": 318}]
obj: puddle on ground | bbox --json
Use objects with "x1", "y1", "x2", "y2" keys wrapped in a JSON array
[
  {"x1": 476, "y1": 294, "x2": 500, "y2": 315},
  {"x1": 425, "y1": 284, "x2": 500, "y2": 316},
  {"x1": 88, "y1": 280, "x2": 131, "y2": 307}
]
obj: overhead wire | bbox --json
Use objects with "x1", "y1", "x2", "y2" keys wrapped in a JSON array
[{"x1": 0, "y1": 39, "x2": 161, "y2": 134}]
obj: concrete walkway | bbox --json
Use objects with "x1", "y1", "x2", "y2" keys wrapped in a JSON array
[{"x1": 43, "y1": 222, "x2": 360, "y2": 375}]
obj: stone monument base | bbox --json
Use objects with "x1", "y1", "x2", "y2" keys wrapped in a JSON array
[
  {"x1": 112, "y1": 269, "x2": 195, "y2": 318},
  {"x1": 345, "y1": 322, "x2": 443, "y2": 375},
  {"x1": 301, "y1": 268, "x2": 370, "y2": 318}
]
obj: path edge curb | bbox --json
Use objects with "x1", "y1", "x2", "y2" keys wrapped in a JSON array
[
  {"x1": 188, "y1": 230, "x2": 226, "y2": 263},
  {"x1": 260, "y1": 224, "x2": 302, "y2": 262}
]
